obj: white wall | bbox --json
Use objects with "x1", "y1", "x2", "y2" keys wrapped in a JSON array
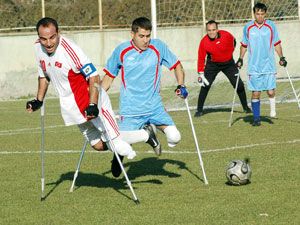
[{"x1": 0, "y1": 20, "x2": 299, "y2": 99}]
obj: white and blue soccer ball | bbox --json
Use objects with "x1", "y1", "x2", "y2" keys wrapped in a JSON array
[{"x1": 226, "y1": 159, "x2": 252, "y2": 185}]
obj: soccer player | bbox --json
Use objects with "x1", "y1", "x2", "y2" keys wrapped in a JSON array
[
  {"x1": 195, "y1": 20, "x2": 251, "y2": 117},
  {"x1": 236, "y1": 2, "x2": 287, "y2": 126},
  {"x1": 101, "y1": 17, "x2": 188, "y2": 177},
  {"x1": 26, "y1": 17, "x2": 136, "y2": 164}
]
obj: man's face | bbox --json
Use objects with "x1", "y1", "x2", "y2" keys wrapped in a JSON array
[
  {"x1": 206, "y1": 23, "x2": 218, "y2": 39},
  {"x1": 38, "y1": 23, "x2": 59, "y2": 54},
  {"x1": 254, "y1": 9, "x2": 266, "y2": 25},
  {"x1": 131, "y1": 28, "x2": 151, "y2": 51}
]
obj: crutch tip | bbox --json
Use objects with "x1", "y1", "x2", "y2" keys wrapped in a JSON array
[
  {"x1": 134, "y1": 199, "x2": 140, "y2": 205},
  {"x1": 40, "y1": 196, "x2": 46, "y2": 201}
]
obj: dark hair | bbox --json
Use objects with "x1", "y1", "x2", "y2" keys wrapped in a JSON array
[
  {"x1": 36, "y1": 17, "x2": 59, "y2": 33},
  {"x1": 131, "y1": 17, "x2": 152, "y2": 33},
  {"x1": 206, "y1": 20, "x2": 219, "y2": 28},
  {"x1": 253, "y1": 2, "x2": 267, "y2": 13}
]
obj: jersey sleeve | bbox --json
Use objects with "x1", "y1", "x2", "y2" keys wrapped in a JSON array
[
  {"x1": 241, "y1": 25, "x2": 248, "y2": 47},
  {"x1": 34, "y1": 43, "x2": 46, "y2": 78},
  {"x1": 62, "y1": 38, "x2": 98, "y2": 78},
  {"x1": 103, "y1": 46, "x2": 122, "y2": 78},
  {"x1": 271, "y1": 21, "x2": 281, "y2": 46},
  {"x1": 157, "y1": 39, "x2": 179, "y2": 70},
  {"x1": 197, "y1": 38, "x2": 207, "y2": 73}
]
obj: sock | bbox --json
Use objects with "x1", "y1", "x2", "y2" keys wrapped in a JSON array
[
  {"x1": 251, "y1": 99, "x2": 260, "y2": 121},
  {"x1": 119, "y1": 130, "x2": 148, "y2": 144},
  {"x1": 269, "y1": 97, "x2": 276, "y2": 117}
]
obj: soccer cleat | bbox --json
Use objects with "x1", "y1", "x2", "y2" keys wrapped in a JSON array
[
  {"x1": 194, "y1": 111, "x2": 203, "y2": 117},
  {"x1": 111, "y1": 153, "x2": 124, "y2": 178},
  {"x1": 143, "y1": 124, "x2": 161, "y2": 156},
  {"x1": 243, "y1": 107, "x2": 252, "y2": 113},
  {"x1": 252, "y1": 119, "x2": 261, "y2": 126}
]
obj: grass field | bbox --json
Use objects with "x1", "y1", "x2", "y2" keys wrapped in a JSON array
[{"x1": 0, "y1": 89, "x2": 300, "y2": 225}]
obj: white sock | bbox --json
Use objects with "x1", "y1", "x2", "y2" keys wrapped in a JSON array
[
  {"x1": 269, "y1": 97, "x2": 276, "y2": 117},
  {"x1": 120, "y1": 130, "x2": 149, "y2": 144}
]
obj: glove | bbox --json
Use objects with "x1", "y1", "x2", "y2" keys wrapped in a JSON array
[
  {"x1": 26, "y1": 99, "x2": 43, "y2": 112},
  {"x1": 85, "y1": 103, "x2": 99, "y2": 118},
  {"x1": 279, "y1": 56, "x2": 287, "y2": 67},
  {"x1": 197, "y1": 73, "x2": 209, "y2": 87},
  {"x1": 236, "y1": 58, "x2": 243, "y2": 69},
  {"x1": 175, "y1": 85, "x2": 188, "y2": 99}
]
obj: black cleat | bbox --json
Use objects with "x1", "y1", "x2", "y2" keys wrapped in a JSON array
[
  {"x1": 252, "y1": 120, "x2": 261, "y2": 126},
  {"x1": 194, "y1": 111, "x2": 203, "y2": 117},
  {"x1": 143, "y1": 124, "x2": 161, "y2": 155},
  {"x1": 243, "y1": 107, "x2": 252, "y2": 113},
  {"x1": 111, "y1": 153, "x2": 124, "y2": 178}
]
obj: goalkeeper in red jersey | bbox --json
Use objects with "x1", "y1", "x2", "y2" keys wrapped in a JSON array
[{"x1": 194, "y1": 20, "x2": 251, "y2": 117}]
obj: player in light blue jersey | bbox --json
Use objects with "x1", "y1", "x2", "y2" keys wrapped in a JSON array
[
  {"x1": 102, "y1": 17, "x2": 188, "y2": 177},
  {"x1": 236, "y1": 2, "x2": 287, "y2": 126}
]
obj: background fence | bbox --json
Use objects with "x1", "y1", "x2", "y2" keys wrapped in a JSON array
[{"x1": 0, "y1": 0, "x2": 299, "y2": 32}]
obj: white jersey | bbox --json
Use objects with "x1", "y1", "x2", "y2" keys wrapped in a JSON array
[{"x1": 34, "y1": 36, "x2": 98, "y2": 126}]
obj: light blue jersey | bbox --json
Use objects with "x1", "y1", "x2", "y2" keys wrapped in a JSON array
[
  {"x1": 241, "y1": 20, "x2": 281, "y2": 75},
  {"x1": 104, "y1": 39, "x2": 179, "y2": 116}
]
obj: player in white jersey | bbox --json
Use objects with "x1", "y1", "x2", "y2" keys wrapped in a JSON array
[
  {"x1": 26, "y1": 17, "x2": 136, "y2": 170},
  {"x1": 102, "y1": 17, "x2": 188, "y2": 177},
  {"x1": 236, "y1": 2, "x2": 287, "y2": 126}
]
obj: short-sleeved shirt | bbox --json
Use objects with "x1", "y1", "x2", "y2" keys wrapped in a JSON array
[
  {"x1": 241, "y1": 20, "x2": 281, "y2": 75},
  {"x1": 34, "y1": 36, "x2": 98, "y2": 126},
  {"x1": 104, "y1": 39, "x2": 179, "y2": 116}
]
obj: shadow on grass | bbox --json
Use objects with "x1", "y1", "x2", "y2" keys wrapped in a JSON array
[{"x1": 43, "y1": 157, "x2": 202, "y2": 201}]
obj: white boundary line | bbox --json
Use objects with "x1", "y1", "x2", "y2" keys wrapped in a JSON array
[{"x1": 1, "y1": 139, "x2": 299, "y2": 155}]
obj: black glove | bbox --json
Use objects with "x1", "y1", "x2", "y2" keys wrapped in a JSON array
[
  {"x1": 236, "y1": 58, "x2": 243, "y2": 69},
  {"x1": 85, "y1": 103, "x2": 99, "y2": 118},
  {"x1": 26, "y1": 99, "x2": 43, "y2": 111},
  {"x1": 279, "y1": 56, "x2": 287, "y2": 67}
]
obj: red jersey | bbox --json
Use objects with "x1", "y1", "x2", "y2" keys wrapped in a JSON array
[{"x1": 197, "y1": 30, "x2": 235, "y2": 73}]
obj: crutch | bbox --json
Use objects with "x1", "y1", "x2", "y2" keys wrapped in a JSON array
[
  {"x1": 228, "y1": 72, "x2": 240, "y2": 127},
  {"x1": 184, "y1": 98, "x2": 208, "y2": 185},
  {"x1": 285, "y1": 67, "x2": 300, "y2": 109},
  {"x1": 69, "y1": 139, "x2": 88, "y2": 192},
  {"x1": 97, "y1": 86, "x2": 139, "y2": 203},
  {"x1": 40, "y1": 102, "x2": 46, "y2": 201}
]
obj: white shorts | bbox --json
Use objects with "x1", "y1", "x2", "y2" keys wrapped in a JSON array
[{"x1": 78, "y1": 88, "x2": 120, "y2": 146}]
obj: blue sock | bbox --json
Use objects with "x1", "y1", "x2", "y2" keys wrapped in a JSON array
[{"x1": 251, "y1": 99, "x2": 260, "y2": 121}]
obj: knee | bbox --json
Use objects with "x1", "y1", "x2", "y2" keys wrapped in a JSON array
[{"x1": 164, "y1": 126, "x2": 181, "y2": 147}]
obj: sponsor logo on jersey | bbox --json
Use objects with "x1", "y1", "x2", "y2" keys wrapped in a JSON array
[
  {"x1": 80, "y1": 63, "x2": 96, "y2": 77},
  {"x1": 55, "y1": 61, "x2": 62, "y2": 68}
]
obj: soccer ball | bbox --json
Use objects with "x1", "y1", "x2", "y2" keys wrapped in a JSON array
[{"x1": 226, "y1": 159, "x2": 252, "y2": 185}]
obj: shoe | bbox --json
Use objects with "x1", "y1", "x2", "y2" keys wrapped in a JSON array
[
  {"x1": 252, "y1": 120, "x2": 261, "y2": 126},
  {"x1": 111, "y1": 153, "x2": 124, "y2": 178},
  {"x1": 243, "y1": 107, "x2": 252, "y2": 113},
  {"x1": 143, "y1": 124, "x2": 161, "y2": 156},
  {"x1": 194, "y1": 111, "x2": 203, "y2": 117}
]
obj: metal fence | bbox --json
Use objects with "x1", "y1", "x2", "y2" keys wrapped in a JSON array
[{"x1": 0, "y1": 0, "x2": 299, "y2": 32}]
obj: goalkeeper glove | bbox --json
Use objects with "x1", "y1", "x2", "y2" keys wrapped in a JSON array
[
  {"x1": 85, "y1": 103, "x2": 99, "y2": 119},
  {"x1": 175, "y1": 85, "x2": 188, "y2": 99},
  {"x1": 26, "y1": 99, "x2": 43, "y2": 112},
  {"x1": 236, "y1": 58, "x2": 243, "y2": 69},
  {"x1": 279, "y1": 56, "x2": 287, "y2": 67},
  {"x1": 197, "y1": 73, "x2": 209, "y2": 87}
]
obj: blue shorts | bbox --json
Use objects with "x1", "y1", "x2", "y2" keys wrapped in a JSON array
[
  {"x1": 118, "y1": 106, "x2": 174, "y2": 131},
  {"x1": 247, "y1": 73, "x2": 276, "y2": 91}
]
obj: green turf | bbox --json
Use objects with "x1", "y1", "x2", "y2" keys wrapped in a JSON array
[{"x1": 0, "y1": 93, "x2": 299, "y2": 225}]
